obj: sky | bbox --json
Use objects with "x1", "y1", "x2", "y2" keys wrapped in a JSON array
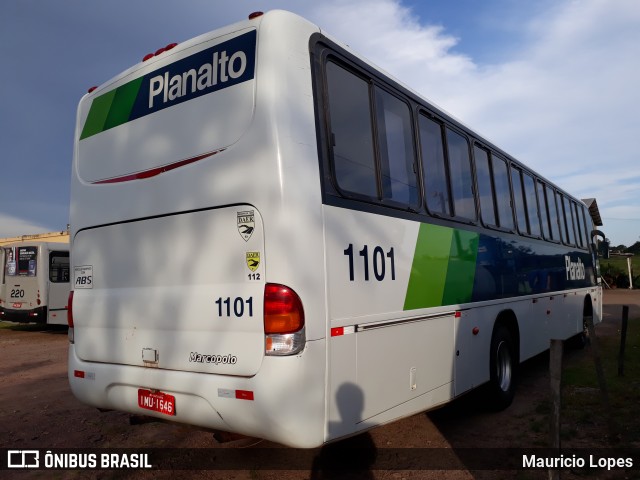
[{"x1": 1, "y1": 0, "x2": 639, "y2": 246}]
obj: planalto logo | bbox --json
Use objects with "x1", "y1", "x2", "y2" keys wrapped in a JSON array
[
  {"x1": 565, "y1": 255, "x2": 586, "y2": 281},
  {"x1": 80, "y1": 30, "x2": 256, "y2": 140}
]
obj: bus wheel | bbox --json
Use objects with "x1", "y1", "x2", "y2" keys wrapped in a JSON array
[{"x1": 486, "y1": 325, "x2": 517, "y2": 411}]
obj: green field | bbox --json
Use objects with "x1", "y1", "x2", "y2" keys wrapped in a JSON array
[{"x1": 600, "y1": 254, "x2": 639, "y2": 289}]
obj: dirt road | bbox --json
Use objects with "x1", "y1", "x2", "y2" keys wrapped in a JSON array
[{"x1": 1, "y1": 289, "x2": 637, "y2": 479}]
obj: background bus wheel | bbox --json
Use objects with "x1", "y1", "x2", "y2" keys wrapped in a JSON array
[{"x1": 485, "y1": 325, "x2": 517, "y2": 411}]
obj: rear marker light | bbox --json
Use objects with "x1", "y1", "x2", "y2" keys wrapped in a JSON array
[
  {"x1": 248, "y1": 11, "x2": 264, "y2": 20},
  {"x1": 331, "y1": 326, "x2": 356, "y2": 337},
  {"x1": 88, "y1": 86, "x2": 98, "y2": 93},
  {"x1": 235, "y1": 390, "x2": 254, "y2": 401},
  {"x1": 67, "y1": 291, "x2": 74, "y2": 343},
  {"x1": 142, "y1": 42, "x2": 179, "y2": 62},
  {"x1": 74, "y1": 370, "x2": 85, "y2": 378}
]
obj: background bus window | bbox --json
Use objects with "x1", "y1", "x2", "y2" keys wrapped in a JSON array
[
  {"x1": 326, "y1": 61, "x2": 377, "y2": 198},
  {"x1": 511, "y1": 167, "x2": 528, "y2": 234},
  {"x1": 419, "y1": 114, "x2": 451, "y2": 216},
  {"x1": 492, "y1": 156, "x2": 514, "y2": 230},
  {"x1": 522, "y1": 172, "x2": 541, "y2": 237},
  {"x1": 445, "y1": 128, "x2": 476, "y2": 220},
  {"x1": 474, "y1": 146, "x2": 497, "y2": 226},
  {"x1": 49, "y1": 252, "x2": 70, "y2": 283},
  {"x1": 374, "y1": 87, "x2": 418, "y2": 206}
]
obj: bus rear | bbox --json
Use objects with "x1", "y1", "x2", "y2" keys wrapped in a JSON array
[
  {"x1": 68, "y1": 11, "x2": 327, "y2": 447},
  {"x1": 1, "y1": 242, "x2": 69, "y2": 324}
]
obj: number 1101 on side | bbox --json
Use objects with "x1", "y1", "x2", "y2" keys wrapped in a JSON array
[{"x1": 343, "y1": 244, "x2": 396, "y2": 282}]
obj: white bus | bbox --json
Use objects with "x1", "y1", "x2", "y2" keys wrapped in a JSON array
[
  {"x1": 68, "y1": 10, "x2": 602, "y2": 448},
  {"x1": 1, "y1": 241, "x2": 70, "y2": 325}
]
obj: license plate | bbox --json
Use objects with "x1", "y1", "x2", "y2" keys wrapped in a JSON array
[
  {"x1": 12, "y1": 303, "x2": 22, "y2": 308},
  {"x1": 137, "y1": 389, "x2": 175, "y2": 416}
]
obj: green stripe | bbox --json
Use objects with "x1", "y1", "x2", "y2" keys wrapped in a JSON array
[
  {"x1": 403, "y1": 223, "x2": 479, "y2": 310},
  {"x1": 103, "y1": 77, "x2": 143, "y2": 132},
  {"x1": 80, "y1": 78, "x2": 143, "y2": 140},
  {"x1": 404, "y1": 223, "x2": 453, "y2": 310},
  {"x1": 80, "y1": 89, "x2": 117, "y2": 140},
  {"x1": 441, "y1": 229, "x2": 479, "y2": 305}
]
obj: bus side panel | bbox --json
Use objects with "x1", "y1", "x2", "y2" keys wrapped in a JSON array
[{"x1": 324, "y1": 206, "x2": 456, "y2": 438}]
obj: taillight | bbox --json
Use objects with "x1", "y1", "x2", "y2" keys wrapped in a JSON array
[
  {"x1": 67, "y1": 291, "x2": 74, "y2": 343},
  {"x1": 264, "y1": 284, "x2": 305, "y2": 356}
]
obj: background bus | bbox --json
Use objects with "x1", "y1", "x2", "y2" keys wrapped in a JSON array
[
  {"x1": 1, "y1": 241, "x2": 70, "y2": 325},
  {"x1": 68, "y1": 10, "x2": 602, "y2": 448}
]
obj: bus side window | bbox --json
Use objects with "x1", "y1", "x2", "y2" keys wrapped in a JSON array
[
  {"x1": 473, "y1": 145, "x2": 497, "y2": 227},
  {"x1": 325, "y1": 61, "x2": 377, "y2": 199},
  {"x1": 511, "y1": 167, "x2": 528, "y2": 234},
  {"x1": 418, "y1": 114, "x2": 451, "y2": 216},
  {"x1": 547, "y1": 186, "x2": 561, "y2": 241},
  {"x1": 580, "y1": 204, "x2": 591, "y2": 249},
  {"x1": 492, "y1": 156, "x2": 514, "y2": 230},
  {"x1": 445, "y1": 127, "x2": 476, "y2": 221},
  {"x1": 522, "y1": 171, "x2": 541, "y2": 237},
  {"x1": 562, "y1": 195, "x2": 577, "y2": 245},
  {"x1": 537, "y1": 180, "x2": 551, "y2": 240},
  {"x1": 374, "y1": 87, "x2": 418, "y2": 206}
]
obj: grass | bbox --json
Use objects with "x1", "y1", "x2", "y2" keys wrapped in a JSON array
[{"x1": 560, "y1": 312, "x2": 640, "y2": 445}]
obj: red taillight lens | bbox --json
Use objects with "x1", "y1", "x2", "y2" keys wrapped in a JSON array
[
  {"x1": 264, "y1": 284, "x2": 304, "y2": 334},
  {"x1": 67, "y1": 291, "x2": 74, "y2": 328}
]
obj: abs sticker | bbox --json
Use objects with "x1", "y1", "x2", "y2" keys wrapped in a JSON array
[
  {"x1": 74, "y1": 265, "x2": 93, "y2": 289},
  {"x1": 237, "y1": 210, "x2": 255, "y2": 242}
]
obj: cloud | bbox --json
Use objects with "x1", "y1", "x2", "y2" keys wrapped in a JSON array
[
  {"x1": 309, "y1": 0, "x2": 640, "y2": 243},
  {"x1": 0, "y1": 213, "x2": 54, "y2": 239}
]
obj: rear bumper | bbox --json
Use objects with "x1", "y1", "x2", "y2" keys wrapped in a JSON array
[
  {"x1": 1, "y1": 306, "x2": 47, "y2": 323},
  {"x1": 68, "y1": 338, "x2": 327, "y2": 447}
]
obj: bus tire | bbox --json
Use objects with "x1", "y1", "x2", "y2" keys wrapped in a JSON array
[{"x1": 486, "y1": 325, "x2": 517, "y2": 411}]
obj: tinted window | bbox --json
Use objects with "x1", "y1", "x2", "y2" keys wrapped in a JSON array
[
  {"x1": 326, "y1": 61, "x2": 377, "y2": 197},
  {"x1": 419, "y1": 114, "x2": 451, "y2": 216},
  {"x1": 375, "y1": 88, "x2": 418, "y2": 205},
  {"x1": 446, "y1": 128, "x2": 475, "y2": 220},
  {"x1": 546, "y1": 186, "x2": 561, "y2": 241},
  {"x1": 581, "y1": 205, "x2": 592, "y2": 248},
  {"x1": 493, "y1": 156, "x2": 514, "y2": 230},
  {"x1": 537, "y1": 180, "x2": 551, "y2": 239},
  {"x1": 523, "y1": 172, "x2": 541, "y2": 236},
  {"x1": 572, "y1": 202, "x2": 583, "y2": 247},
  {"x1": 474, "y1": 146, "x2": 496, "y2": 226},
  {"x1": 557, "y1": 194, "x2": 573, "y2": 245},
  {"x1": 511, "y1": 167, "x2": 527, "y2": 233}
]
